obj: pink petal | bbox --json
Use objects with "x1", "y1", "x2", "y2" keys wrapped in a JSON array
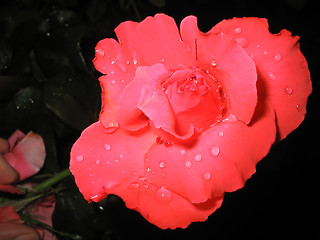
[
  {"x1": 118, "y1": 64, "x2": 170, "y2": 131},
  {"x1": 0, "y1": 184, "x2": 22, "y2": 194},
  {"x1": 0, "y1": 206, "x2": 21, "y2": 223},
  {"x1": 115, "y1": 13, "x2": 194, "y2": 69},
  {"x1": 212, "y1": 17, "x2": 312, "y2": 139},
  {"x1": 27, "y1": 195, "x2": 57, "y2": 240},
  {"x1": 180, "y1": 16, "x2": 258, "y2": 124},
  {"x1": 70, "y1": 121, "x2": 156, "y2": 203},
  {"x1": 117, "y1": 179, "x2": 224, "y2": 229},
  {"x1": 4, "y1": 131, "x2": 46, "y2": 181},
  {"x1": 144, "y1": 103, "x2": 276, "y2": 203},
  {"x1": 7, "y1": 130, "x2": 25, "y2": 151}
]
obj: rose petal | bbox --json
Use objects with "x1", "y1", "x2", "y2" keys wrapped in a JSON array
[
  {"x1": 118, "y1": 64, "x2": 170, "y2": 131},
  {"x1": 93, "y1": 38, "x2": 128, "y2": 75},
  {"x1": 116, "y1": 179, "x2": 224, "y2": 229},
  {"x1": 180, "y1": 16, "x2": 258, "y2": 124},
  {"x1": 4, "y1": 132, "x2": 46, "y2": 181},
  {"x1": 7, "y1": 130, "x2": 25, "y2": 151},
  {"x1": 0, "y1": 206, "x2": 22, "y2": 223},
  {"x1": 145, "y1": 102, "x2": 276, "y2": 203},
  {"x1": 211, "y1": 17, "x2": 312, "y2": 139},
  {"x1": 27, "y1": 195, "x2": 56, "y2": 240},
  {"x1": 0, "y1": 184, "x2": 22, "y2": 194},
  {"x1": 115, "y1": 13, "x2": 194, "y2": 70},
  {"x1": 70, "y1": 121, "x2": 156, "y2": 203}
]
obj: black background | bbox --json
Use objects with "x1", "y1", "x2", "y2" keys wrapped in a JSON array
[{"x1": 0, "y1": 0, "x2": 319, "y2": 239}]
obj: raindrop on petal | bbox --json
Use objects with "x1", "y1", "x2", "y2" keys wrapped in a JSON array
[
  {"x1": 235, "y1": 38, "x2": 249, "y2": 48},
  {"x1": 202, "y1": 172, "x2": 211, "y2": 181},
  {"x1": 194, "y1": 153, "x2": 202, "y2": 162},
  {"x1": 75, "y1": 155, "x2": 84, "y2": 163},
  {"x1": 268, "y1": 72, "x2": 277, "y2": 80},
  {"x1": 96, "y1": 159, "x2": 100, "y2": 165},
  {"x1": 159, "y1": 160, "x2": 166, "y2": 169},
  {"x1": 185, "y1": 43, "x2": 192, "y2": 53},
  {"x1": 273, "y1": 53, "x2": 282, "y2": 62},
  {"x1": 104, "y1": 144, "x2": 111, "y2": 151},
  {"x1": 129, "y1": 182, "x2": 140, "y2": 189},
  {"x1": 211, "y1": 60, "x2": 217, "y2": 67},
  {"x1": 234, "y1": 27, "x2": 242, "y2": 34},
  {"x1": 218, "y1": 131, "x2": 224, "y2": 137},
  {"x1": 285, "y1": 87, "x2": 293, "y2": 95},
  {"x1": 296, "y1": 104, "x2": 303, "y2": 112},
  {"x1": 155, "y1": 187, "x2": 173, "y2": 204},
  {"x1": 185, "y1": 161, "x2": 192, "y2": 168},
  {"x1": 95, "y1": 48, "x2": 105, "y2": 56},
  {"x1": 210, "y1": 146, "x2": 220, "y2": 157}
]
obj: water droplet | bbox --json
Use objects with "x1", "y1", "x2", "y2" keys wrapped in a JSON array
[
  {"x1": 273, "y1": 53, "x2": 282, "y2": 62},
  {"x1": 194, "y1": 153, "x2": 202, "y2": 162},
  {"x1": 185, "y1": 43, "x2": 192, "y2": 53},
  {"x1": 95, "y1": 48, "x2": 105, "y2": 56},
  {"x1": 263, "y1": 51, "x2": 268, "y2": 55},
  {"x1": 185, "y1": 161, "x2": 192, "y2": 168},
  {"x1": 211, "y1": 60, "x2": 217, "y2": 67},
  {"x1": 268, "y1": 72, "x2": 276, "y2": 80},
  {"x1": 75, "y1": 155, "x2": 84, "y2": 163},
  {"x1": 155, "y1": 187, "x2": 173, "y2": 204},
  {"x1": 111, "y1": 80, "x2": 116, "y2": 84},
  {"x1": 159, "y1": 160, "x2": 166, "y2": 169},
  {"x1": 156, "y1": 137, "x2": 163, "y2": 144},
  {"x1": 235, "y1": 38, "x2": 249, "y2": 48},
  {"x1": 180, "y1": 149, "x2": 186, "y2": 155},
  {"x1": 114, "y1": 159, "x2": 119, "y2": 163},
  {"x1": 218, "y1": 131, "x2": 224, "y2": 137},
  {"x1": 202, "y1": 172, "x2": 211, "y2": 181},
  {"x1": 284, "y1": 87, "x2": 293, "y2": 95},
  {"x1": 146, "y1": 166, "x2": 151, "y2": 172},
  {"x1": 161, "y1": 58, "x2": 165, "y2": 63},
  {"x1": 296, "y1": 104, "x2": 303, "y2": 112},
  {"x1": 234, "y1": 27, "x2": 242, "y2": 34},
  {"x1": 96, "y1": 159, "x2": 100, "y2": 164},
  {"x1": 133, "y1": 59, "x2": 138, "y2": 65},
  {"x1": 104, "y1": 144, "x2": 111, "y2": 151},
  {"x1": 210, "y1": 146, "x2": 220, "y2": 157},
  {"x1": 129, "y1": 182, "x2": 140, "y2": 189}
]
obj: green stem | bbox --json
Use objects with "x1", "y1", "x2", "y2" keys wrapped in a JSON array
[{"x1": 33, "y1": 168, "x2": 71, "y2": 192}]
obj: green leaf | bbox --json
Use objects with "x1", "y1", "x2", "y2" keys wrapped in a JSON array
[{"x1": 43, "y1": 84, "x2": 92, "y2": 130}]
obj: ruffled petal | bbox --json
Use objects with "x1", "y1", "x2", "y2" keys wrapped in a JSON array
[
  {"x1": 69, "y1": 122, "x2": 156, "y2": 203},
  {"x1": 117, "y1": 179, "x2": 223, "y2": 229},
  {"x1": 93, "y1": 38, "x2": 128, "y2": 76},
  {"x1": 180, "y1": 16, "x2": 258, "y2": 124},
  {"x1": 118, "y1": 64, "x2": 170, "y2": 131},
  {"x1": 144, "y1": 103, "x2": 276, "y2": 203},
  {"x1": 115, "y1": 13, "x2": 194, "y2": 70},
  {"x1": 212, "y1": 17, "x2": 312, "y2": 139},
  {"x1": 4, "y1": 131, "x2": 46, "y2": 181}
]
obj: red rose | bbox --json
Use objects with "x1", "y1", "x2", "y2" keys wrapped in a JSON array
[{"x1": 70, "y1": 14, "x2": 311, "y2": 229}]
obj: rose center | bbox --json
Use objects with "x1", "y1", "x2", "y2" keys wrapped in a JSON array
[{"x1": 162, "y1": 67, "x2": 228, "y2": 135}]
